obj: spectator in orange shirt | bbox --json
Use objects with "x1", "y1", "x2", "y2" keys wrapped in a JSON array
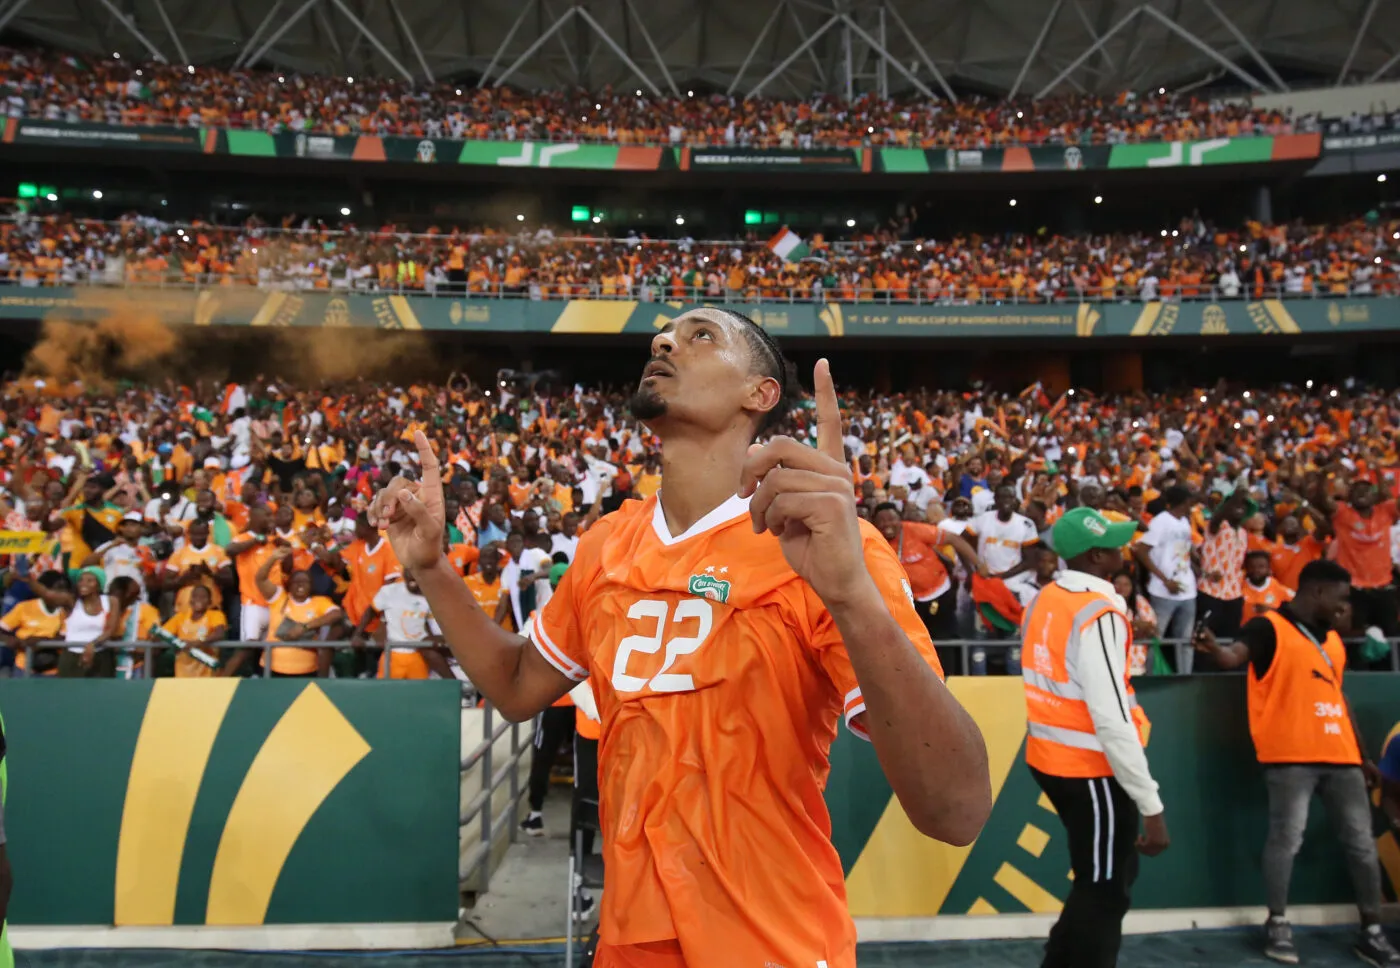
[
  {"x1": 1242, "y1": 550, "x2": 1294, "y2": 618},
  {"x1": 1320, "y1": 480, "x2": 1399, "y2": 648},
  {"x1": 1271, "y1": 514, "x2": 1329, "y2": 592},
  {"x1": 462, "y1": 544, "x2": 510, "y2": 627}
]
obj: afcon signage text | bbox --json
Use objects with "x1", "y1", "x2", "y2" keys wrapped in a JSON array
[{"x1": 4, "y1": 288, "x2": 1395, "y2": 338}]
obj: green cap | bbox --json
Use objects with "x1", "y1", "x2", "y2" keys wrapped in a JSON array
[
  {"x1": 549, "y1": 562, "x2": 569, "y2": 589},
  {"x1": 1051, "y1": 507, "x2": 1138, "y2": 561}
]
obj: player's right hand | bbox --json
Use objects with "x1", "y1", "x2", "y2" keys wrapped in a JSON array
[
  {"x1": 1137, "y1": 812, "x2": 1170, "y2": 856},
  {"x1": 369, "y1": 430, "x2": 445, "y2": 573},
  {"x1": 1163, "y1": 579, "x2": 1183, "y2": 595},
  {"x1": 1193, "y1": 627, "x2": 1218, "y2": 653}
]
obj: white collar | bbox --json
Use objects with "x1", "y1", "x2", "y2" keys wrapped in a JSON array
[
  {"x1": 1055, "y1": 570, "x2": 1128, "y2": 612},
  {"x1": 650, "y1": 493, "x2": 751, "y2": 546}
]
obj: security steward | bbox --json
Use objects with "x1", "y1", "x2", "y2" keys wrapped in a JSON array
[
  {"x1": 1021, "y1": 507, "x2": 1170, "y2": 968},
  {"x1": 1195, "y1": 559, "x2": 1400, "y2": 967}
]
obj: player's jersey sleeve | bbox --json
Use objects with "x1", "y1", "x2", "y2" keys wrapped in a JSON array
[
  {"x1": 528, "y1": 523, "x2": 610, "y2": 682},
  {"x1": 808, "y1": 524, "x2": 945, "y2": 741}
]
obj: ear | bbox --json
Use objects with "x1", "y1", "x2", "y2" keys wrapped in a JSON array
[{"x1": 745, "y1": 374, "x2": 782, "y2": 424}]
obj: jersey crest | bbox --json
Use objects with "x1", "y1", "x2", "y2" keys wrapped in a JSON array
[{"x1": 688, "y1": 573, "x2": 731, "y2": 604}]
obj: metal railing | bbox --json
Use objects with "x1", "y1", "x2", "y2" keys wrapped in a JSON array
[
  {"x1": 3, "y1": 271, "x2": 1394, "y2": 306},
  {"x1": 16, "y1": 638, "x2": 469, "y2": 678},
  {"x1": 458, "y1": 699, "x2": 526, "y2": 896},
  {"x1": 19, "y1": 633, "x2": 1400, "y2": 678},
  {"x1": 931, "y1": 636, "x2": 1400, "y2": 673}
]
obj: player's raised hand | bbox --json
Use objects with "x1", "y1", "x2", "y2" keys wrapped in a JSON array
[
  {"x1": 740, "y1": 359, "x2": 873, "y2": 609},
  {"x1": 368, "y1": 430, "x2": 445, "y2": 572}
]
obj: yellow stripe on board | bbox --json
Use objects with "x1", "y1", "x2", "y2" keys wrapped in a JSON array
[
  {"x1": 386, "y1": 295, "x2": 423, "y2": 330},
  {"x1": 845, "y1": 679, "x2": 1029, "y2": 917},
  {"x1": 248, "y1": 292, "x2": 288, "y2": 327},
  {"x1": 967, "y1": 897, "x2": 998, "y2": 915},
  {"x1": 1037, "y1": 791, "x2": 1057, "y2": 814},
  {"x1": 1129, "y1": 303, "x2": 1162, "y2": 336},
  {"x1": 1017, "y1": 823, "x2": 1051, "y2": 858},
  {"x1": 993, "y1": 863, "x2": 1063, "y2": 914},
  {"x1": 205, "y1": 684, "x2": 370, "y2": 925},
  {"x1": 1260, "y1": 299, "x2": 1302, "y2": 334},
  {"x1": 115, "y1": 679, "x2": 239, "y2": 925},
  {"x1": 551, "y1": 300, "x2": 638, "y2": 333}
]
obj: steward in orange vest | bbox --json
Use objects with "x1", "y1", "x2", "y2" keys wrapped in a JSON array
[
  {"x1": 1195, "y1": 558, "x2": 1399, "y2": 966},
  {"x1": 1021, "y1": 507, "x2": 1169, "y2": 968}
]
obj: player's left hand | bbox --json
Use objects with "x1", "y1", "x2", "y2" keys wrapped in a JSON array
[{"x1": 740, "y1": 358, "x2": 874, "y2": 609}]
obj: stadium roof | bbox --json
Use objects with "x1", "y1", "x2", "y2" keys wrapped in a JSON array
[{"x1": 5, "y1": 0, "x2": 1399, "y2": 100}]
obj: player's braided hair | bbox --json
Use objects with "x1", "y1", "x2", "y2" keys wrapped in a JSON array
[{"x1": 722, "y1": 309, "x2": 798, "y2": 438}]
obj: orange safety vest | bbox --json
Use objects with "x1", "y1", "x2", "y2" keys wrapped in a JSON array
[
  {"x1": 1022, "y1": 581, "x2": 1150, "y2": 778},
  {"x1": 1247, "y1": 610, "x2": 1360, "y2": 766}
]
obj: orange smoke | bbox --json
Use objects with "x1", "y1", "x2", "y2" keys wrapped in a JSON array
[{"x1": 24, "y1": 312, "x2": 180, "y2": 388}]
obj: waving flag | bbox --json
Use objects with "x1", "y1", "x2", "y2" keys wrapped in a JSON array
[{"x1": 766, "y1": 227, "x2": 809, "y2": 263}]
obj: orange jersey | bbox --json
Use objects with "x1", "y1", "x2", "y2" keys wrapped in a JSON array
[
  {"x1": 342, "y1": 537, "x2": 400, "y2": 624},
  {"x1": 529, "y1": 494, "x2": 941, "y2": 968},
  {"x1": 463, "y1": 572, "x2": 509, "y2": 626},
  {"x1": 1242, "y1": 577, "x2": 1294, "y2": 618}
]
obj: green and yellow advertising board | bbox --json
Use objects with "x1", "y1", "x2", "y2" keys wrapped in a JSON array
[
  {"x1": 830, "y1": 676, "x2": 1400, "y2": 916},
  {"x1": 0, "y1": 120, "x2": 1323, "y2": 174},
  {"x1": 5, "y1": 675, "x2": 1400, "y2": 928},
  {"x1": 4, "y1": 287, "x2": 1395, "y2": 338},
  {"x1": 5, "y1": 680, "x2": 459, "y2": 926}
]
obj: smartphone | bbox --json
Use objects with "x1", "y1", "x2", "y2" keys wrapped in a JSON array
[{"x1": 1193, "y1": 610, "x2": 1214, "y2": 640}]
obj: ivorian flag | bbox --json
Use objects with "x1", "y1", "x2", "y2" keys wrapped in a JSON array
[{"x1": 766, "y1": 226, "x2": 809, "y2": 262}]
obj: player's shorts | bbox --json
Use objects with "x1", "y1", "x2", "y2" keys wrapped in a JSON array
[
  {"x1": 379, "y1": 650, "x2": 429, "y2": 680},
  {"x1": 592, "y1": 939, "x2": 687, "y2": 968},
  {"x1": 240, "y1": 602, "x2": 270, "y2": 641}
]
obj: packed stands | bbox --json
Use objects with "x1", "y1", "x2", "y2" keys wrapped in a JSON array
[
  {"x1": 2, "y1": 212, "x2": 1398, "y2": 302},
  {"x1": 0, "y1": 46, "x2": 1322, "y2": 148},
  {"x1": 1, "y1": 370, "x2": 1397, "y2": 678}
]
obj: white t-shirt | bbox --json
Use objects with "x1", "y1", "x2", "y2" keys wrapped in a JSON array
[
  {"x1": 889, "y1": 461, "x2": 930, "y2": 490},
  {"x1": 971, "y1": 487, "x2": 996, "y2": 516},
  {"x1": 101, "y1": 542, "x2": 148, "y2": 599},
  {"x1": 502, "y1": 547, "x2": 553, "y2": 630},
  {"x1": 550, "y1": 532, "x2": 579, "y2": 562},
  {"x1": 372, "y1": 581, "x2": 433, "y2": 653},
  {"x1": 968, "y1": 511, "x2": 1039, "y2": 575},
  {"x1": 1140, "y1": 511, "x2": 1196, "y2": 601}
]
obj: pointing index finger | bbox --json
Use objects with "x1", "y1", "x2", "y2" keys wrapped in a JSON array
[
  {"x1": 813, "y1": 358, "x2": 844, "y2": 464},
  {"x1": 413, "y1": 430, "x2": 441, "y2": 490}
]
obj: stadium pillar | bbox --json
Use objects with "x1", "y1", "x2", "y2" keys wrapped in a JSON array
[{"x1": 1253, "y1": 185, "x2": 1273, "y2": 225}]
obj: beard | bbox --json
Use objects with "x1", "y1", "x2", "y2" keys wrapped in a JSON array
[{"x1": 628, "y1": 384, "x2": 667, "y2": 421}]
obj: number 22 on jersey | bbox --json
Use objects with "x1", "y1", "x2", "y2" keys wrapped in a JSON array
[{"x1": 611, "y1": 598, "x2": 715, "y2": 694}]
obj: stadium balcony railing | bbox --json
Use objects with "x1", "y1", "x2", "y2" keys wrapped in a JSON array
[
  {"x1": 5, "y1": 269, "x2": 1390, "y2": 304},
  {"x1": 8, "y1": 109, "x2": 1316, "y2": 149},
  {"x1": 15, "y1": 638, "x2": 1396, "y2": 676}
]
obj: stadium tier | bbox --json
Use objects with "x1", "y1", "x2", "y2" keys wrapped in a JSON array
[
  {"x1": 0, "y1": 46, "x2": 1315, "y2": 147},
  {"x1": 0, "y1": 214, "x2": 1396, "y2": 303}
]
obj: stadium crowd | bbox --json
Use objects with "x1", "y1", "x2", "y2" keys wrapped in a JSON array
[
  {"x1": 0, "y1": 371, "x2": 1396, "y2": 679},
  {"x1": 0, "y1": 45, "x2": 1335, "y2": 148},
  {"x1": 3, "y1": 211, "x2": 1399, "y2": 302}
]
